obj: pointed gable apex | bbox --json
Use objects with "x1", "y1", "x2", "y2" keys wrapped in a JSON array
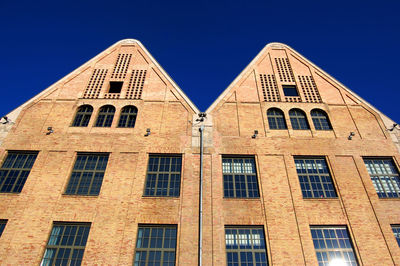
[
  {"x1": 205, "y1": 42, "x2": 397, "y2": 128},
  {"x1": 5, "y1": 39, "x2": 199, "y2": 122}
]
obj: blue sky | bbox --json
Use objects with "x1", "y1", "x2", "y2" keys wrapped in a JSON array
[{"x1": 1, "y1": 0, "x2": 399, "y2": 121}]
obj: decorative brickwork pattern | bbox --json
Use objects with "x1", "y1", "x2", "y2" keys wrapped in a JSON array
[
  {"x1": 299, "y1": 75, "x2": 322, "y2": 103},
  {"x1": 126, "y1": 69, "x2": 147, "y2": 99},
  {"x1": 275, "y1": 58, "x2": 295, "y2": 82},
  {"x1": 259, "y1": 74, "x2": 280, "y2": 102},
  {"x1": 285, "y1": 96, "x2": 302, "y2": 103},
  {"x1": 111, "y1": 54, "x2": 132, "y2": 79},
  {"x1": 103, "y1": 93, "x2": 121, "y2": 99},
  {"x1": 83, "y1": 69, "x2": 108, "y2": 99}
]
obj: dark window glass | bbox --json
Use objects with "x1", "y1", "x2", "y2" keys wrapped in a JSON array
[
  {"x1": 65, "y1": 153, "x2": 109, "y2": 196},
  {"x1": 109, "y1": 81, "x2": 123, "y2": 93},
  {"x1": 144, "y1": 155, "x2": 182, "y2": 197},
  {"x1": 95, "y1": 105, "x2": 115, "y2": 127},
  {"x1": 0, "y1": 220, "x2": 7, "y2": 237},
  {"x1": 311, "y1": 109, "x2": 332, "y2": 130},
  {"x1": 222, "y1": 157, "x2": 259, "y2": 198},
  {"x1": 363, "y1": 158, "x2": 400, "y2": 198},
  {"x1": 134, "y1": 225, "x2": 177, "y2": 266},
  {"x1": 118, "y1": 106, "x2": 138, "y2": 128},
  {"x1": 295, "y1": 157, "x2": 337, "y2": 198},
  {"x1": 41, "y1": 222, "x2": 91, "y2": 266},
  {"x1": 289, "y1": 109, "x2": 310, "y2": 130},
  {"x1": 267, "y1": 108, "x2": 287, "y2": 130},
  {"x1": 0, "y1": 151, "x2": 38, "y2": 193},
  {"x1": 72, "y1": 105, "x2": 93, "y2": 127},
  {"x1": 225, "y1": 227, "x2": 268, "y2": 266},
  {"x1": 311, "y1": 226, "x2": 358, "y2": 266},
  {"x1": 392, "y1": 225, "x2": 400, "y2": 247},
  {"x1": 283, "y1": 85, "x2": 299, "y2": 96}
]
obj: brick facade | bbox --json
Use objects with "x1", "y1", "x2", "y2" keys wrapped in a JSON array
[{"x1": 0, "y1": 39, "x2": 399, "y2": 265}]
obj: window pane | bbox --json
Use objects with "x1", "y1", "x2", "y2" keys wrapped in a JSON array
[
  {"x1": 134, "y1": 226, "x2": 177, "y2": 266},
  {"x1": 225, "y1": 227, "x2": 268, "y2": 266},
  {"x1": 144, "y1": 155, "x2": 182, "y2": 197},
  {"x1": 223, "y1": 157, "x2": 260, "y2": 198},
  {"x1": 295, "y1": 157, "x2": 337, "y2": 198},
  {"x1": 310, "y1": 226, "x2": 358, "y2": 265},
  {"x1": 363, "y1": 159, "x2": 400, "y2": 198},
  {"x1": 72, "y1": 105, "x2": 93, "y2": 127},
  {"x1": 65, "y1": 153, "x2": 109, "y2": 196},
  {"x1": 0, "y1": 151, "x2": 38, "y2": 193},
  {"x1": 392, "y1": 225, "x2": 400, "y2": 247},
  {"x1": 0, "y1": 220, "x2": 7, "y2": 237},
  {"x1": 41, "y1": 223, "x2": 91, "y2": 266}
]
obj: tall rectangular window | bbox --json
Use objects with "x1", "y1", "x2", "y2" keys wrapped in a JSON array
[
  {"x1": 144, "y1": 155, "x2": 182, "y2": 197},
  {"x1": 134, "y1": 225, "x2": 177, "y2": 266},
  {"x1": 225, "y1": 226, "x2": 268, "y2": 266},
  {"x1": 65, "y1": 153, "x2": 109, "y2": 196},
  {"x1": 311, "y1": 226, "x2": 357, "y2": 266},
  {"x1": 392, "y1": 225, "x2": 400, "y2": 247},
  {"x1": 41, "y1": 222, "x2": 91, "y2": 266},
  {"x1": 222, "y1": 157, "x2": 259, "y2": 198},
  {"x1": 363, "y1": 158, "x2": 400, "y2": 198},
  {"x1": 0, "y1": 151, "x2": 38, "y2": 193},
  {"x1": 0, "y1": 220, "x2": 7, "y2": 237},
  {"x1": 295, "y1": 157, "x2": 337, "y2": 198}
]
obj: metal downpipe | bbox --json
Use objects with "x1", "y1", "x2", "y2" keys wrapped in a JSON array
[{"x1": 198, "y1": 125, "x2": 204, "y2": 266}]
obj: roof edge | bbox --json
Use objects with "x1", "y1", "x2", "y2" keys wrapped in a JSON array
[{"x1": 5, "y1": 38, "x2": 200, "y2": 121}]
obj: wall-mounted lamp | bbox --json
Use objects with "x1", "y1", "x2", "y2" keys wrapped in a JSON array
[
  {"x1": 389, "y1": 123, "x2": 398, "y2": 131},
  {"x1": 348, "y1": 132, "x2": 355, "y2": 140},
  {"x1": 1, "y1": 116, "x2": 9, "y2": 124},
  {"x1": 144, "y1": 128, "x2": 151, "y2": 137},
  {"x1": 252, "y1": 130, "x2": 259, "y2": 139},
  {"x1": 196, "y1": 112, "x2": 207, "y2": 122},
  {"x1": 46, "y1": 127, "x2": 54, "y2": 135}
]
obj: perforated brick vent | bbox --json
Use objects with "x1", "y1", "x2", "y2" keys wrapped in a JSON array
[
  {"x1": 83, "y1": 69, "x2": 108, "y2": 99},
  {"x1": 126, "y1": 70, "x2": 147, "y2": 99},
  {"x1": 111, "y1": 54, "x2": 132, "y2": 79},
  {"x1": 275, "y1": 58, "x2": 295, "y2": 82},
  {"x1": 285, "y1": 96, "x2": 302, "y2": 103},
  {"x1": 259, "y1": 74, "x2": 280, "y2": 102},
  {"x1": 103, "y1": 93, "x2": 120, "y2": 99},
  {"x1": 298, "y1": 75, "x2": 321, "y2": 103}
]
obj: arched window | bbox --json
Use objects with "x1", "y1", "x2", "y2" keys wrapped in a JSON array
[
  {"x1": 95, "y1": 105, "x2": 115, "y2": 127},
  {"x1": 72, "y1": 105, "x2": 93, "y2": 127},
  {"x1": 118, "y1": 106, "x2": 138, "y2": 128},
  {"x1": 267, "y1": 108, "x2": 287, "y2": 129},
  {"x1": 289, "y1": 109, "x2": 310, "y2": 130},
  {"x1": 311, "y1": 109, "x2": 332, "y2": 130}
]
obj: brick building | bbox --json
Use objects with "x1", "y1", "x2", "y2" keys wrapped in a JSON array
[{"x1": 0, "y1": 39, "x2": 399, "y2": 265}]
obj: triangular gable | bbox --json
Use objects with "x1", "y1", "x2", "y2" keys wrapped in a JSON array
[
  {"x1": 206, "y1": 42, "x2": 397, "y2": 129},
  {"x1": 5, "y1": 39, "x2": 199, "y2": 122}
]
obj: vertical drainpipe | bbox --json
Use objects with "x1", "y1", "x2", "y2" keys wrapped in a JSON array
[{"x1": 198, "y1": 124, "x2": 204, "y2": 266}]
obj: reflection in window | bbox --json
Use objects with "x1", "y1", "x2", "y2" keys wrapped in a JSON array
[
  {"x1": 310, "y1": 226, "x2": 358, "y2": 266},
  {"x1": 222, "y1": 157, "x2": 259, "y2": 198},
  {"x1": 225, "y1": 227, "x2": 268, "y2": 266},
  {"x1": 41, "y1": 222, "x2": 91, "y2": 266},
  {"x1": 295, "y1": 157, "x2": 337, "y2": 198},
  {"x1": 363, "y1": 158, "x2": 400, "y2": 198}
]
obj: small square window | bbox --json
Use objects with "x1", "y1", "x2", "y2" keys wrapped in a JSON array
[
  {"x1": 109, "y1": 81, "x2": 123, "y2": 93},
  {"x1": 283, "y1": 85, "x2": 299, "y2": 96}
]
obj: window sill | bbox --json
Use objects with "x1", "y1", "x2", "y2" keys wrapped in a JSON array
[
  {"x1": 61, "y1": 194, "x2": 99, "y2": 198},
  {"x1": 223, "y1": 197, "x2": 260, "y2": 201},
  {"x1": 303, "y1": 197, "x2": 339, "y2": 201},
  {"x1": 141, "y1": 196, "x2": 180, "y2": 199}
]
